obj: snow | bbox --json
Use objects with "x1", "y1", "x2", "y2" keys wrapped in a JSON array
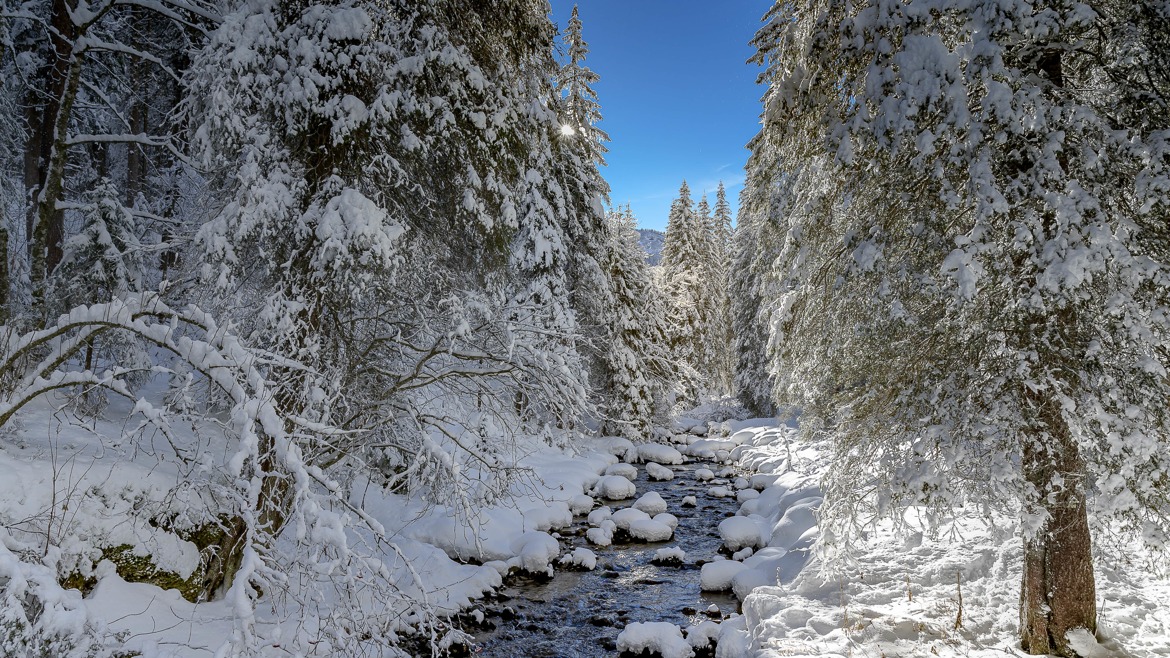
[
  {"x1": 611, "y1": 507, "x2": 651, "y2": 531},
  {"x1": 706, "y1": 418, "x2": 1170, "y2": 658},
  {"x1": 568, "y1": 494, "x2": 594, "y2": 515},
  {"x1": 635, "y1": 443, "x2": 684, "y2": 465},
  {"x1": 654, "y1": 546, "x2": 686, "y2": 564},
  {"x1": 507, "y1": 532, "x2": 559, "y2": 576},
  {"x1": 694, "y1": 468, "x2": 714, "y2": 481},
  {"x1": 653, "y1": 513, "x2": 679, "y2": 531},
  {"x1": 707, "y1": 486, "x2": 733, "y2": 498},
  {"x1": 685, "y1": 620, "x2": 720, "y2": 651},
  {"x1": 592, "y1": 474, "x2": 637, "y2": 500},
  {"x1": 633, "y1": 491, "x2": 668, "y2": 515},
  {"x1": 557, "y1": 547, "x2": 597, "y2": 571},
  {"x1": 681, "y1": 495, "x2": 697, "y2": 507},
  {"x1": 645, "y1": 461, "x2": 674, "y2": 481},
  {"x1": 605, "y1": 462, "x2": 638, "y2": 479},
  {"x1": 586, "y1": 520, "x2": 616, "y2": 547},
  {"x1": 616, "y1": 621, "x2": 694, "y2": 658},
  {"x1": 700, "y1": 559, "x2": 747, "y2": 591},
  {"x1": 627, "y1": 518, "x2": 674, "y2": 542},
  {"x1": 587, "y1": 506, "x2": 612, "y2": 526}
]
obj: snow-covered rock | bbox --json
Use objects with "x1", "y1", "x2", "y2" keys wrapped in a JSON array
[
  {"x1": 557, "y1": 547, "x2": 597, "y2": 571},
  {"x1": 681, "y1": 495, "x2": 697, "y2": 507},
  {"x1": 736, "y1": 489, "x2": 760, "y2": 503},
  {"x1": 646, "y1": 462, "x2": 674, "y2": 481},
  {"x1": 700, "y1": 560, "x2": 747, "y2": 591},
  {"x1": 707, "y1": 486, "x2": 733, "y2": 498},
  {"x1": 611, "y1": 506, "x2": 651, "y2": 531},
  {"x1": 653, "y1": 546, "x2": 686, "y2": 564},
  {"x1": 694, "y1": 468, "x2": 715, "y2": 481},
  {"x1": 568, "y1": 494, "x2": 594, "y2": 515},
  {"x1": 592, "y1": 475, "x2": 637, "y2": 500},
  {"x1": 719, "y1": 516, "x2": 764, "y2": 552},
  {"x1": 587, "y1": 506, "x2": 612, "y2": 526},
  {"x1": 685, "y1": 620, "x2": 720, "y2": 651},
  {"x1": 628, "y1": 518, "x2": 674, "y2": 542},
  {"x1": 733, "y1": 477, "x2": 751, "y2": 490},
  {"x1": 653, "y1": 513, "x2": 679, "y2": 531},
  {"x1": 636, "y1": 443, "x2": 684, "y2": 465},
  {"x1": 617, "y1": 621, "x2": 694, "y2": 658},
  {"x1": 586, "y1": 520, "x2": 616, "y2": 547},
  {"x1": 605, "y1": 462, "x2": 638, "y2": 479},
  {"x1": 507, "y1": 531, "x2": 559, "y2": 576},
  {"x1": 633, "y1": 491, "x2": 667, "y2": 515}
]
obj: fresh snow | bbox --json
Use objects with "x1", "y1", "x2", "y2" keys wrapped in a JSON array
[
  {"x1": 645, "y1": 461, "x2": 674, "y2": 481},
  {"x1": 592, "y1": 474, "x2": 637, "y2": 500},
  {"x1": 616, "y1": 621, "x2": 693, "y2": 658}
]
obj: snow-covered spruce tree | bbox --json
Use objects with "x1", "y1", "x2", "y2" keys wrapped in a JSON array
[
  {"x1": 660, "y1": 181, "x2": 707, "y2": 399},
  {"x1": 758, "y1": 2, "x2": 1170, "y2": 654},
  {"x1": 553, "y1": 4, "x2": 622, "y2": 427},
  {"x1": 729, "y1": 135, "x2": 780, "y2": 416},
  {"x1": 600, "y1": 205, "x2": 676, "y2": 439},
  {"x1": 182, "y1": 0, "x2": 591, "y2": 646}
]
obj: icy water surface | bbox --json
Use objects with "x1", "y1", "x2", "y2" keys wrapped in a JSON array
[{"x1": 467, "y1": 460, "x2": 741, "y2": 657}]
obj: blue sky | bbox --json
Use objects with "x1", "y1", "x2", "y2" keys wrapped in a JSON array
[{"x1": 550, "y1": 1, "x2": 772, "y2": 231}]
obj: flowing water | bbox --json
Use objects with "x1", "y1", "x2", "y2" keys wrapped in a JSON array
[{"x1": 463, "y1": 459, "x2": 742, "y2": 657}]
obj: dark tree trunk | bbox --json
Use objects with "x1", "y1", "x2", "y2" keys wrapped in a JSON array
[
  {"x1": 30, "y1": 0, "x2": 80, "y2": 295},
  {"x1": 1019, "y1": 391, "x2": 1097, "y2": 657}
]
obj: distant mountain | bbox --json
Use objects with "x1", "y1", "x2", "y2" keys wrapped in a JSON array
[{"x1": 637, "y1": 228, "x2": 665, "y2": 266}]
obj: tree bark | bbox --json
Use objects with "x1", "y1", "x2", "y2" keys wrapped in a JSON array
[{"x1": 1019, "y1": 390, "x2": 1097, "y2": 657}]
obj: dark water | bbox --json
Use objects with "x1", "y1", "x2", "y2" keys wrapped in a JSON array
[{"x1": 465, "y1": 459, "x2": 741, "y2": 657}]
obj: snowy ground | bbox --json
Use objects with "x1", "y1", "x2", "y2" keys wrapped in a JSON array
[
  {"x1": 708, "y1": 419, "x2": 1170, "y2": 658},
  {"x1": 2, "y1": 396, "x2": 1168, "y2": 657}
]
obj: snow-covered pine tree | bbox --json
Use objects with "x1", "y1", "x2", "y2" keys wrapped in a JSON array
[
  {"x1": 558, "y1": 5, "x2": 609, "y2": 166},
  {"x1": 661, "y1": 181, "x2": 710, "y2": 399},
  {"x1": 729, "y1": 135, "x2": 780, "y2": 416},
  {"x1": 756, "y1": 2, "x2": 1170, "y2": 654},
  {"x1": 599, "y1": 205, "x2": 675, "y2": 439},
  {"x1": 552, "y1": 5, "x2": 625, "y2": 428}
]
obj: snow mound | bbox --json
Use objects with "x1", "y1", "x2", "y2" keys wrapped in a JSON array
[
  {"x1": 720, "y1": 516, "x2": 763, "y2": 552},
  {"x1": 587, "y1": 506, "x2": 612, "y2": 526},
  {"x1": 586, "y1": 520, "x2": 616, "y2": 547},
  {"x1": 634, "y1": 491, "x2": 668, "y2": 515},
  {"x1": 617, "y1": 621, "x2": 694, "y2": 658},
  {"x1": 736, "y1": 489, "x2": 760, "y2": 503},
  {"x1": 593, "y1": 475, "x2": 637, "y2": 500},
  {"x1": 681, "y1": 495, "x2": 697, "y2": 507},
  {"x1": 654, "y1": 546, "x2": 687, "y2": 564},
  {"x1": 685, "y1": 620, "x2": 720, "y2": 650},
  {"x1": 707, "y1": 486, "x2": 733, "y2": 498},
  {"x1": 568, "y1": 494, "x2": 594, "y2": 515},
  {"x1": 700, "y1": 560, "x2": 747, "y2": 591},
  {"x1": 605, "y1": 462, "x2": 639, "y2": 479},
  {"x1": 628, "y1": 518, "x2": 674, "y2": 542},
  {"x1": 636, "y1": 443, "x2": 684, "y2": 465},
  {"x1": 646, "y1": 462, "x2": 674, "y2": 481},
  {"x1": 611, "y1": 507, "x2": 651, "y2": 531},
  {"x1": 507, "y1": 531, "x2": 559, "y2": 576},
  {"x1": 653, "y1": 513, "x2": 679, "y2": 531},
  {"x1": 557, "y1": 547, "x2": 597, "y2": 571},
  {"x1": 684, "y1": 438, "x2": 738, "y2": 458},
  {"x1": 596, "y1": 436, "x2": 635, "y2": 460},
  {"x1": 694, "y1": 468, "x2": 715, "y2": 481}
]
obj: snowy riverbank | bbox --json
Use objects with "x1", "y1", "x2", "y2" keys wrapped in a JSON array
[{"x1": 3, "y1": 405, "x2": 1168, "y2": 657}]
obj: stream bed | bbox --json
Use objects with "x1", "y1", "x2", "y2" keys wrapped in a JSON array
[{"x1": 465, "y1": 458, "x2": 743, "y2": 657}]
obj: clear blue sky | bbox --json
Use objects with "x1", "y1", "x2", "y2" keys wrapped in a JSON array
[{"x1": 550, "y1": 1, "x2": 772, "y2": 231}]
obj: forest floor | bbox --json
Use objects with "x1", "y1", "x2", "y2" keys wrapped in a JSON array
[{"x1": 0, "y1": 396, "x2": 1167, "y2": 657}]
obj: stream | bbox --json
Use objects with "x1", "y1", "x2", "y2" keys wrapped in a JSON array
[{"x1": 464, "y1": 458, "x2": 743, "y2": 657}]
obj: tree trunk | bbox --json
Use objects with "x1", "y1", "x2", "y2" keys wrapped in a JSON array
[
  {"x1": 30, "y1": 0, "x2": 81, "y2": 297},
  {"x1": 1019, "y1": 391, "x2": 1096, "y2": 657}
]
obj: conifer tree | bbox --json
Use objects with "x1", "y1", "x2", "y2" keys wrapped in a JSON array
[
  {"x1": 600, "y1": 205, "x2": 675, "y2": 438},
  {"x1": 754, "y1": 2, "x2": 1170, "y2": 654}
]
